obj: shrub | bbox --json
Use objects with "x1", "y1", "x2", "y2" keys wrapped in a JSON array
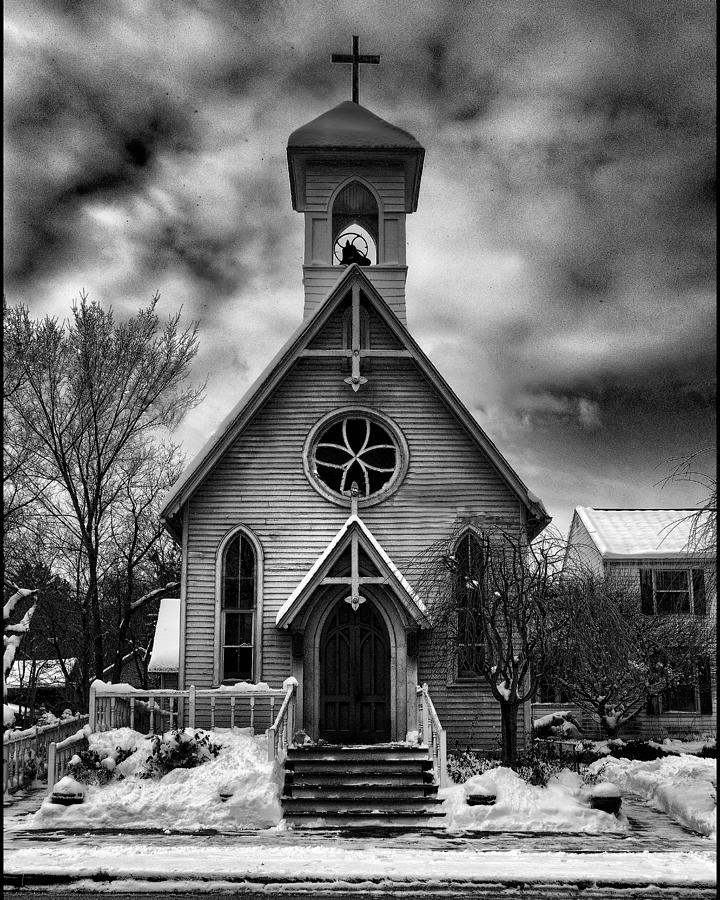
[
  {"x1": 515, "y1": 742, "x2": 566, "y2": 787},
  {"x1": 607, "y1": 740, "x2": 668, "y2": 762},
  {"x1": 138, "y1": 730, "x2": 221, "y2": 779},
  {"x1": 66, "y1": 745, "x2": 135, "y2": 786},
  {"x1": 446, "y1": 749, "x2": 502, "y2": 784}
]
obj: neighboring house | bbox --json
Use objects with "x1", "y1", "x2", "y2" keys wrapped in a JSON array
[
  {"x1": 159, "y1": 98, "x2": 550, "y2": 749},
  {"x1": 101, "y1": 649, "x2": 152, "y2": 689},
  {"x1": 534, "y1": 507, "x2": 716, "y2": 739},
  {"x1": 6, "y1": 657, "x2": 79, "y2": 716},
  {"x1": 147, "y1": 597, "x2": 180, "y2": 690}
]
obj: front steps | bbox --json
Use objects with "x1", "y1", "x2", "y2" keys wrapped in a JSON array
[{"x1": 281, "y1": 744, "x2": 446, "y2": 827}]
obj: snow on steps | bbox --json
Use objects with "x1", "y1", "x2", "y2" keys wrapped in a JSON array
[{"x1": 282, "y1": 744, "x2": 445, "y2": 826}]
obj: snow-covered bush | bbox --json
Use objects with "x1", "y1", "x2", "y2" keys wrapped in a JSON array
[
  {"x1": 515, "y1": 742, "x2": 567, "y2": 787},
  {"x1": 139, "y1": 729, "x2": 221, "y2": 779},
  {"x1": 66, "y1": 745, "x2": 135, "y2": 786}
]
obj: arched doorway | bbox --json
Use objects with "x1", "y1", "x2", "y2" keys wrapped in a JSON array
[{"x1": 319, "y1": 597, "x2": 391, "y2": 743}]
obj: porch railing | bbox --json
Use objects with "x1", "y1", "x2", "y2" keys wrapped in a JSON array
[
  {"x1": 3, "y1": 715, "x2": 89, "y2": 795},
  {"x1": 267, "y1": 679, "x2": 297, "y2": 762},
  {"x1": 46, "y1": 726, "x2": 91, "y2": 793},
  {"x1": 88, "y1": 681, "x2": 289, "y2": 737},
  {"x1": 416, "y1": 683, "x2": 448, "y2": 787}
]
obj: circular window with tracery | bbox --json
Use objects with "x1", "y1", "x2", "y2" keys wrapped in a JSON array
[{"x1": 304, "y1": 410, "x2": 408, "y2": 507}]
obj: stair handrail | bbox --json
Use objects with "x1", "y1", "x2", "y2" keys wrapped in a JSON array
[
  {"x1": 267, "y1": 678, "x2": 297, "y2": 762},
  {"x1": 416, "y1": 683, "x2": 448, "y2": 787}
]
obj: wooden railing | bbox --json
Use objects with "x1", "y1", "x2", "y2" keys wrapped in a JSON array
[
  {"x1": 46, "y1": 727, "x2": 91, "y2": 792},
  {"x1": 3, "y1": 715, "x2": 89, "y2": 794},
  {"x1": 89, "y1": 682, "x2": 289, "y2": 738},
  {"x1": 267, "y1": 680, "x2": 297, "y2": 762},
  {"x1": 416, "y1": 683, "x2": 448, "y2": 787}
]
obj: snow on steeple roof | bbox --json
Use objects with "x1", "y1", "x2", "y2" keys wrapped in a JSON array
[{"x1": 288, "y1": 100, "x2": 423, "y2": 150}]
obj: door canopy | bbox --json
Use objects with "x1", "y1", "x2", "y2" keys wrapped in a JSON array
[{"x1": 275, "y1": 514, "x2": 429, "y2": 630}]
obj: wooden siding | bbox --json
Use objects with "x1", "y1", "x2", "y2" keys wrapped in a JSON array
[
  {"x1": 182, "y1": 339, "x2": 523, "y2": 741},
  {"x1": 306, "y1": 294, "x2": 404, "y2": 352},
  {"x1": 303, "y1": 266, "x2": 408, "y2": 322},
  {"x1": 565, "y1": 514, "x2": 603, "y2": 574},
  {"x1": 305, "y1": 164, "x2": 406, "y2": 213}
]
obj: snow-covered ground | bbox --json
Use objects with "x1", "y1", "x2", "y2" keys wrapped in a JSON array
[
  {"x1": 32, "y1": 726, "x2": 283, "y2": 831},
  {"x1": 440, "y1": 767, "x2": 626, "y2": 833},
  {"x1": 588, "y1": 754, "x2": 716, "y2": 840}
]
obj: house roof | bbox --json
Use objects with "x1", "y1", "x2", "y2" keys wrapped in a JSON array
[
  {"x1": 275, "y1": 514, "x2": 429, "y2": 629},
  {"x1": 6, "y1": 658, "x2": 77, "y2": 688},
  {"x1": 148, "y1": 597, "x2": 181, "y2": 673},
  {"x1": 160, "y1": 265, "x2": 550, "y2": 538},
  {"x1": 287, "y1": 101, "x2": 423, "y2": 150},
  {"x1": 574, "y1": 507, "x2": 713, "y2": 559}
]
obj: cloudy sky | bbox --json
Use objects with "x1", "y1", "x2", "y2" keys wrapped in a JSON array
[{"x1": 4, "y1": 0, "x2": 716, "y2": 536}]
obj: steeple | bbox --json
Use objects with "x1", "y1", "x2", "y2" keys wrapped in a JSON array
[{"x1": 287, "y1": 60, "x2": 424, "y2": 324}]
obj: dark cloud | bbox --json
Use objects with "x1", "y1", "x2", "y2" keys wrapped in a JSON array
[{"x1": 4, "y1": 0, "x2": 715, "y2": 534}]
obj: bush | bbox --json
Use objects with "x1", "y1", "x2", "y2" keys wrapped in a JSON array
[
  {"x1": 139, "y1": 730, "x2": 221, "y2": 779},
  {"x1": 66, "y1": 745, "x2": 135, "y2": 785},
  {"x1": 607, "y1": 740, "x2": 669, "y2": 762},
  {"x1": 698, "y1": 744, "x2": 716, "y2": 759},
  {"x1": 447, "y1": 749, "x2": 502, "y2": 784},
  {"x1": 515, "y1": 742, "x2": 566, "y2": 787}
]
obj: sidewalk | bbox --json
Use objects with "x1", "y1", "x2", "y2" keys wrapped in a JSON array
[{"x1": 4, "y1": 788, "x2": 716, "y2": 896}]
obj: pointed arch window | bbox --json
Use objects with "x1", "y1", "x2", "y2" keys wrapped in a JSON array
[
  {"x1": 221, "y1": 530, "x2": 257, "y2": 682},
  {"x1": 332, "y1": 181, "x2": 378, "y2": 265},
  {"x1": 453, "y1": 531, "x2": 486, "y2": 678}
]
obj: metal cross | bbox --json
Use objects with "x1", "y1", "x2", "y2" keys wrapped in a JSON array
[{"x1": 331, "y1": 35, "x2": 380, "y2": 104}]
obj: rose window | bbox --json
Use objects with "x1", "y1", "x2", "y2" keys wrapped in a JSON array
[{"x1": 313, "y1": 417, "x2": 399, "y2": 499}]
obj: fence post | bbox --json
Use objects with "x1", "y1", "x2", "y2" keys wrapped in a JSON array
[
  {"x1": 188, "y1": 685, "x2": 196, "y2": 729},
  {"x1": 438, "y1": 728, "x2": 448, "y2": 787},
  {"x1": 89, "y1": 683, "x2": 97, "y2": 732},
  {"x1": 267, "y1": 727, "x2": 276, "y2": 762},
  {"x1": 47, "y1": 742, "x2": 57, "y2": 793}
]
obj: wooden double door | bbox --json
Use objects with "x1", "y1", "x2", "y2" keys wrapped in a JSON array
[{"x1": 319, "y1": 597, "x2": 391, "y2": 744}]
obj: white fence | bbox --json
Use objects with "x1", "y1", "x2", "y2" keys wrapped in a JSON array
[
  {"x1": 3, "y1": 715, "x2": 89, "y2": 794},
  {"x1": 416, "y1": 683, "x2": 448, "y2": 787}
]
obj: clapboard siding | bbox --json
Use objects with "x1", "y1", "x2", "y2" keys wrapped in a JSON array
[
  {"x1": 306, "y1": 295, "x2": 404, "y2": 352},
  {"x1": 303, "y1": 267, "x2": 408, "y2": 322},
  {"x1": 183, "y1": 354, "x2": 522, "y2": 699},
  {"x1": 305, "y1": 164, "x2": 406, "y2": 212},
  {"x1": 565, "y1": 515, "x2": 603, "y2": 574}
]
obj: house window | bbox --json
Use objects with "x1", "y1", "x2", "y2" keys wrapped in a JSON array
[
  {"x1": 454, "y1": 532, "x2": 485, "y2": 678},
  {"x1": 656, "y1": 659, "x2": 714, "y2": 715},
  {"x1": 221, "y1": 532, "x2": 256, "y2": 681},
  {"x1": 640, "y1": 568, "x2": 706, "y2": 615}
]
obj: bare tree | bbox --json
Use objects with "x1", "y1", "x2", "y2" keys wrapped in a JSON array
[
  {"x1": 3, "y1": 295, "x2": 202, "y2": 681},
  {"x1": 547, "y1": 568, "x2": 715, "y2": 738},
  {"x1": 414, "y1": 520, "x2": 567, "y2": 767}
]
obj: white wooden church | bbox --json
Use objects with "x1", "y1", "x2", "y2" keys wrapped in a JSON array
[{"x1": 159, "y1": 47, "x2": 549, "y2": 754}]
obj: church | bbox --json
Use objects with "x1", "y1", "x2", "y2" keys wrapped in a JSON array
[{"x1": 159, "y1": 43, "x2": 550, "y2": 751}]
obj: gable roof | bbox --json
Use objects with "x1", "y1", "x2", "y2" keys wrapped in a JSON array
[
  {"x1": 160, "y1": 264, "x2": 550, "y2": 538},
  {"x1": 574, "y1": 507, "x2": 712, "y2": 559},
  {"x1": 275, "y1": 514, "x2": 429, "y2": 629}
]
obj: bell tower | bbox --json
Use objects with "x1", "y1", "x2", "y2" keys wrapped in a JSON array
[{"x1": 287, "y1": 37, "x2": 425, "y2": 324}]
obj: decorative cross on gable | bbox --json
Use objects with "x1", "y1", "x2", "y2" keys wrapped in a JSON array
[
  {"x1": 300, "y1": 283, "x2": 412, "y2": 391},
  {"x1": 331, "y1": 36, "x2": 380, "y2": 105}
]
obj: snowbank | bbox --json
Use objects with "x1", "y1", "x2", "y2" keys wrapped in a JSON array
[
  {"x1": 32, "y1": 727, "x2": 283, "y2": 832},
  {"x1": 588, "y1": 754, "x2": 716, "y2": 839},
  {"x1": 440, "y1": 767, "x2": 627, "y2": 833}
]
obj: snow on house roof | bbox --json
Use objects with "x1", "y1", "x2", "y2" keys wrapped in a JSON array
[
  {"x1": 6, "y1": 658, "x2": 77, "y2": 688},
  {"x1": 287, "y1": 101, "x2": 422, "y2": 149},
  {"x1": 575, "y1": 507, "x2": 712, "y2": 559},
  {"x1": 147, "y1": 598, "x2": 181, "y2": 673}
]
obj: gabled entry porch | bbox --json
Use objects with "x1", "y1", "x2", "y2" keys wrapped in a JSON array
[{"x1": 275, "y1": 513, "x2": 431, "y2": 743}]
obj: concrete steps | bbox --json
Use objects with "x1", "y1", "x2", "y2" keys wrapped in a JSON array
[{"x1": 281, "y1": 744, "x2": 446, "y2": 827}]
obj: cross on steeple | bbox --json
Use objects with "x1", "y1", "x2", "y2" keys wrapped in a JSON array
[{"x1": 331, "y1": 36, "x2": 380, "y2": 104}]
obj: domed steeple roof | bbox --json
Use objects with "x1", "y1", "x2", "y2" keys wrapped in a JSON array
[{"x1": 288, "y1": 100, "x2": 423, "y2": 150}]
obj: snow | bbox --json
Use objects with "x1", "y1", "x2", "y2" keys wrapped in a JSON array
[
  {"x1": 649, "y1": 737, "x2": 716, "y2": 755},
  {"x1": 147, "y1": 598, "x2": 180, "y2": 673},
  {"x1": 589, "y1": 754, "x2": 716, "y2": 839},
  {"x1": 32, "y1": 727, "x2": 283, "y2": 831},
  {"x1": 575, "y1": 507, "x2": 712, "y2": 558},
  {"x1": 4, "y1": 844, "x2": 715, "y2": 887},
  {"x1": 440, "y1": 767, "x2": 627, "y2": 833}
]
